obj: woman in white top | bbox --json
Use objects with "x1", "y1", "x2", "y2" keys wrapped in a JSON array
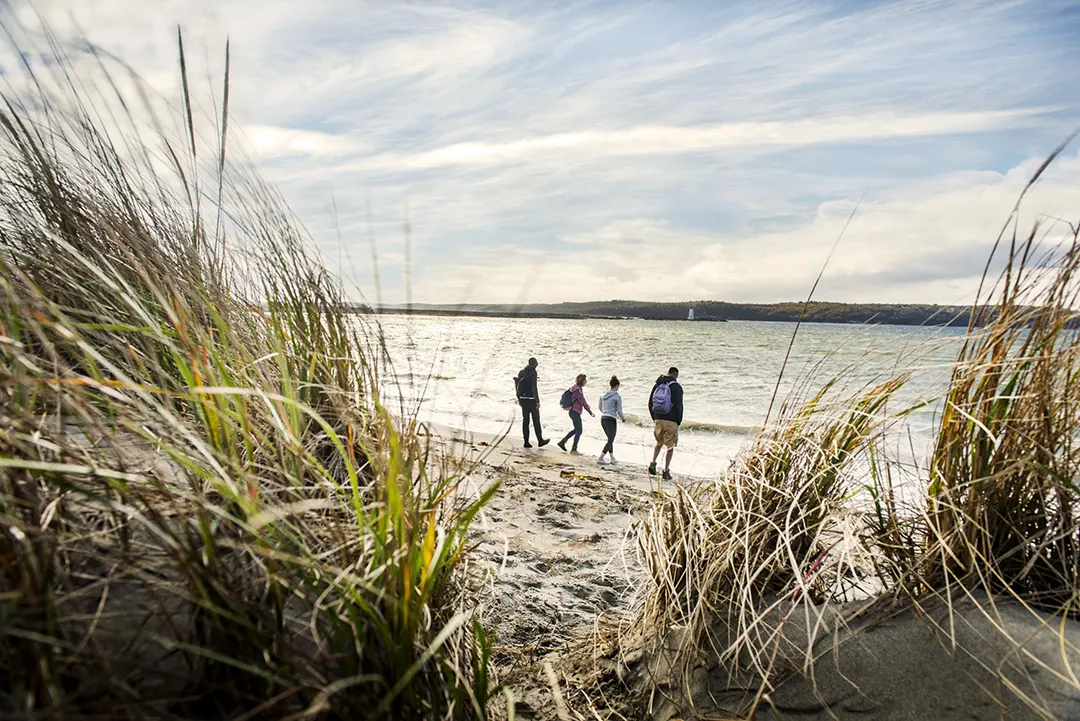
[{"x1": 597, "y1": 375, "x2": 625, "y2": 465}]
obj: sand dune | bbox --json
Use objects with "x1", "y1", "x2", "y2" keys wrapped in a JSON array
[{"x1": 433, "y1": 425, "x2": 1080, "y2": 721}]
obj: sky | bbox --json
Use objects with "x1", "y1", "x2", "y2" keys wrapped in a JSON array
[{"x1": 4, "y1": 0, "x2": 1080, "y2": 307}]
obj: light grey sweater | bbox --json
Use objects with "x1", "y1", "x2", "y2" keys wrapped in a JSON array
[{"x1": 599, "y1": 390, "x2": 625, "y2": 421}]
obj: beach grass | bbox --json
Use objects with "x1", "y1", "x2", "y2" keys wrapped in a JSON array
[
  {"x1": 921, "y1": 222, "x2": 1080, "y2": 608},
  {"x1": 0, "y1": 36, "x2": 505, "y2": 720},
  {"x1": 575, "y1": 144, "x2": 1080, "y2": 719},
  {"x1": 629, "y1": 373, "x2": 906, "y2": 708}
]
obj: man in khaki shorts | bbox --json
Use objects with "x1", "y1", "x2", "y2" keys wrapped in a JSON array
[{"x1": 648, "y1": 367, "x2": 683, "y2": 481}]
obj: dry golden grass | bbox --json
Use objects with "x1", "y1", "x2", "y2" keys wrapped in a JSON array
[{"x1": 566, "y1": 136, "x2": 1080, "y2": 720}]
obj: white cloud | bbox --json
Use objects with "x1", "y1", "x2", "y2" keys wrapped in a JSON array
[
  {"x1": 3, "y1": 0, "x2": 1078, "y2": 306},
  {"x1": 413, "y1": 151, "x2": 1080, "y2": 305},
  {"x1": 245, "y1": 125, "x2": 364, "y2": 158},
  {"x1": 354, "y1": 20, "x2": 529, "y2": 83},
  {"x1": 354, "y1": 109, "x2": 1053, "y2": 170}
]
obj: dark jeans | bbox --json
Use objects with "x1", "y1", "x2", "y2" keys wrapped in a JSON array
[
  {"x1": 560, "y1": 410, "x2": 583, "y2": 450},
  {"x1": 601, "y1": 416, "x2": 618, "y2": 454},
  {"x1": 519, "y1": 400, "x2": 544, "y2": 444}
]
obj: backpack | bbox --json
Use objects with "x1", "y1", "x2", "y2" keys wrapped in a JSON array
[
  {"x1": 559, "y1": 388, "x2": 575, "y2": 410},
  {"x1": 651, "y1": 381, "x2": 674, "y2": 415}
]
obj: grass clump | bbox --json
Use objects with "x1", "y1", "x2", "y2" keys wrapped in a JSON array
[
  {"x1": 583, "y1": 144, "x2": 1080, "y2": 719},
  {"x1": 922, "y1": 222, "x2": 1080, "y2": 608},
  {"x1": 630, "y1": 373, "x2": 904, "y2": 708},
  {"x1": 0, "y1": 35, "x2": 504, "y2": 720}
]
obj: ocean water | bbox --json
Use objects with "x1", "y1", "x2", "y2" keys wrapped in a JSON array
[{"x1": 373, "y1": 315, "x2": 966, "y2": 476}]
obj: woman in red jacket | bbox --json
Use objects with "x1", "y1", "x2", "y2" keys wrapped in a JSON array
[{"x1": 557, "y1": 373, "x2": 594, "y2": 455}]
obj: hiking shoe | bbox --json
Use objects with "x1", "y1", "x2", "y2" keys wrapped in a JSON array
[
  {"x1": 538, "y1": 438, "x2": 550, "y2": 447},
  {"x1": 557, "y1": 440, "x2": 567, "y2": 452},
  {"x1": 523, "y1": 442, "x2": 533, "y2": 448},
  {"x1": 648, "y1": 462, "x2": 657, "y2": 476},
  {"x1": 569, "y1": 449, "x2": 582, "y2": 456},
  {"x1": 662, "y1": 469, "x2": 672, "y2": 481}
]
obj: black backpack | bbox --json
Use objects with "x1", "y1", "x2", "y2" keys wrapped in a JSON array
[{"x1": 559, "y1": 388, "x2": 574, "y2": 410}]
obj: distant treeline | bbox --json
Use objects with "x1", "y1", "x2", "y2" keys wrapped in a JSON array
[{"x1": 362, "y1": 300, "x2": 997, "y2": 327}]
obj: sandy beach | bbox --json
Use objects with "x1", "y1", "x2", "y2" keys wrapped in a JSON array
[
  {"x1": 426, "y1": 423, "x2": 661, "y2": 660},
  {"x1": 430, "y1": 423, "x2": 1080, "y2": 721}
]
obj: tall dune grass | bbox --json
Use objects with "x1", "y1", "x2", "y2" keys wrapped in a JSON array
[
  {"x1": 631, "y1": 373, "x2": 906, "y2": 709},
  {"x1": 585, "y1": 144, "x2": 1080, "y2": 719},
  {"x1": 0, "y1": 37, "x2": 504, "y2": 719},
  {"x1": 922, "y1": 222, "x2": 1080, "y2": 608}
]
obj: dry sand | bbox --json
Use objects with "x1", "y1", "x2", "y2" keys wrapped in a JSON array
[
  {"x1": 641, "y1": 594, "x2": 1080, "y2": 721},
  {"x1": 431, "y1": 424, "x2": 1080, "y2": 720},
  {"x1": 427, "y1": 423, "x2": 663, "y2": 662}
]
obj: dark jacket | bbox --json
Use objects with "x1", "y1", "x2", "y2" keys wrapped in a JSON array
[
  {"x1": 515, "y1": 365, "x2": 539, "y2": 401},
  {"x1": 649, "y1": 374, "x2": 684, "y2": 425}
]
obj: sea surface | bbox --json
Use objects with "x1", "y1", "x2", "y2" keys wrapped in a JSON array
[{"x1": 373, "y1": 315, "x2": 967, "y2": 476}]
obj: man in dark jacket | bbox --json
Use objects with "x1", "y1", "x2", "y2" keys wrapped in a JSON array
[
  {"x1": 514, "y1": 357, "x2": 549, "y2": 448},
  {"x1": 648, "y1": 366, "x2": 683, "y2": 480}
]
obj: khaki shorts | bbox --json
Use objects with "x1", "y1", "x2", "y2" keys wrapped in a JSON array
[{"x1": 654, "y1": 420, "x2": 679, "y2": 448}]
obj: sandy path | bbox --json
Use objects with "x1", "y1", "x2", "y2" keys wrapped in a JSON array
[{"x1": 431, "y1": 425, "x2": 663, "y2": 663}]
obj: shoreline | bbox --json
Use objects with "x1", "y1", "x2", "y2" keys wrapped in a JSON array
[
  {"x1": 358, "y1": 304, "x2": 981, "y2": 328},
  {"x1": 419, "y1": 419, "x2": 725, "y2": 487},
  {"x1": 368, "y1": 307, "x2": 728, "y2": 322}
]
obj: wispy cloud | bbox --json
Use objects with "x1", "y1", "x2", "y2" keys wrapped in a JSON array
[
  {"x1": 5, "y1": 0, "x2": 1080, "y2": 305},
  {"x1": 246, "y1": 126, "x2": 368, "y2": 157},
  {"x1": 417, "y1": 152, "x2": 1080, "y2": 305},
  {"x1": 357, "y1": 109, "x2": 1054, "y2": 170}
]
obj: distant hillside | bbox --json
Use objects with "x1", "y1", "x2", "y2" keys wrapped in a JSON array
[{"x1": 368, "y1": 300, "x2": 986, "y2": 327}]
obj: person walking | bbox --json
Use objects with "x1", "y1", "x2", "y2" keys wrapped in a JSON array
[
  {"x1": 597, "y1": 375, "x2": 625, "y2": 465},
  {"x1": 557, "y1": 373, "x2": 593, "y2": 455},
  {"x1": 514, "y1": 357, "x2": 549, "y2": 448},
  {"x1": 648, "y1": 367, "x2": 683, "y2": 481}
]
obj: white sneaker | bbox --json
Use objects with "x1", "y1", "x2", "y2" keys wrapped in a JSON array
[
  {"x1": 609, "y1": 457, "x2": 618, "y2": 465},
  {"x1": 598, "y1": 457, "x2": 609, "y2": 465}
]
